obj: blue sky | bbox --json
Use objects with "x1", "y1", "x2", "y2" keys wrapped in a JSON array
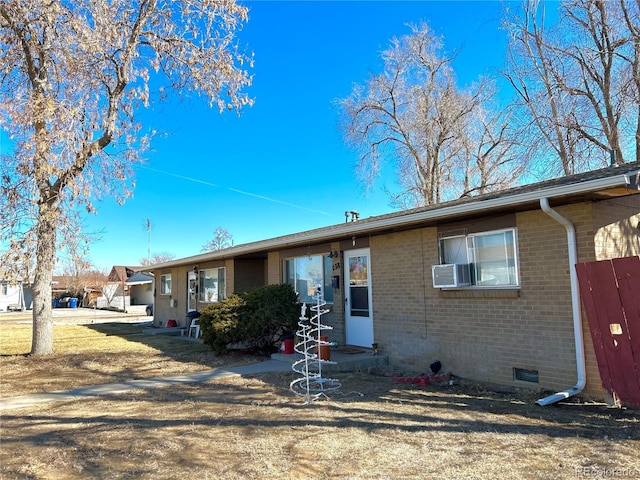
[{"x1": 5, "y1": 1, "x2": 521, "y2": 271}]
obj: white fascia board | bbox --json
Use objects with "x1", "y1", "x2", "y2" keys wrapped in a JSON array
[{"x1": 147, "y1": 171, "x2": 638, "y2": 270}]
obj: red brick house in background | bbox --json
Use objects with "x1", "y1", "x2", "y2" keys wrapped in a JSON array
[
  {"x1": 147, "y1": 163, "x2": 640, "y2": 404},
  {"x1": 52, "y1": 271, "x2": 107, "y2": 307}
]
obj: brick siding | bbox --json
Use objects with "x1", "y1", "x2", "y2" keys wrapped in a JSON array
[
  {"x1": 368, "y1": 198, "x2": 639, "y2": 400},
  {"x1": 149, "y1": 195, "x2": 638, "y2": 401}
]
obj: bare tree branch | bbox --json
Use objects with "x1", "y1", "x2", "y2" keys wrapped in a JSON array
[
  {"x1": 338, "y1": 22, "x2": 523, "y2": 207},
  {"x1": 0, "y1": 0, "x2": 253, "y2": 354}
]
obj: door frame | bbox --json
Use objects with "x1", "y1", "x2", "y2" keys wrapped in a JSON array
[
  {"x1": 344, "y1": 247, "x2": 374, "y2": 347},
  {"x1": 187, "y1": 270, "x2": 197, "y2": 314}
]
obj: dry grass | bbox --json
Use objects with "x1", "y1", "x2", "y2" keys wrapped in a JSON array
[
  {"x1": 1, "y1": 320, "x2": 639, "y2": 480},
  {"x1": 0, "y1": 321, "x2": 263, "y2": 398}
]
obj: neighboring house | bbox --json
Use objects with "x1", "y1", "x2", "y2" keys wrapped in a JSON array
[
  {"x1": 101, "y1": 266, "x2": 142, "y2": 309},
  {"x1": 108, "y1": 266, "x2": 140, "y2": 285},
  {"x1": 51, "y1": 275, "x2": 80, "y2": 302},
  {"x1": 52, "y1": 272, "x2": 108, "y2": 307},
  {"x1": 0, "y1": 280, "x2": 27, "y2": 311},
  {"x1": 0, "y1": 267, "x2": 33, "y2": 311},
  {"x1": 126, "y1": 271, "x2": 154, "y2": 306},
  {"x1": 146, "y1": 163, "x2": 640, "y2": 402}
]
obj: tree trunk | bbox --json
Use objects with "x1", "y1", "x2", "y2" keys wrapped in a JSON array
[{"x1": 30, "y1": 200, "x2": 59, "y2": 356}]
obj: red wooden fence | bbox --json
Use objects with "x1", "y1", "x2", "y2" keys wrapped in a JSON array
[{"x1": 576, "y1": 256, "x2": 640, "y2": 409}]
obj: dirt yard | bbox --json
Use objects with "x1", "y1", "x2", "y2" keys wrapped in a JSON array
[{"x1": 1, "y1": 320, "x2": 639, "y2": 479}]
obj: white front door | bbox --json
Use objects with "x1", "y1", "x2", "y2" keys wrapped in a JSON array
[{"x1": 345, "y1": 248, "x2": 374, "y2": 347}]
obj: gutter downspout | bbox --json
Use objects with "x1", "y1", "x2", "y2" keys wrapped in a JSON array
[{"x1": 536, "y1": 198, "x2": 586, "y2": 406}]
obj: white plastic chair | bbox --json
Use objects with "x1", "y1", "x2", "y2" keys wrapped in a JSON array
[{"x1": 188, "y1": 318, "x2": 200, "y2": 338}]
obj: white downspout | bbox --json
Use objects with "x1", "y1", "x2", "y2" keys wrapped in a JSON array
[{"x1": 536, "y1": 198, "x2": 586, "y2": 406}]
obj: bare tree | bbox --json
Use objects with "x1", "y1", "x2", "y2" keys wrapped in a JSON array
[
  {"x1": 338, "y1": 23, "x2": 521, "y2": 208},
  {"x1": 504, "y1": 0, "x2": 638, "y2": 176},
  {"x1": 202, "y1": 226, "x2": 234, "y2": 252},
  {"x1": 139, "y1": 252, "x2": 176, "y2": 267},
  {"x1": 55, "y1": 267, "x2": 105, "y2": 302},
  {"x1": 0, "y1": 0, "x2": 253, "y2": 355},
  {"x1": 620, "y1": 0, "x2": 640, "y2": 162},
  {"x1": 55, "y1": 233, "x2": 92, "y2": 299},
  {"x1": 458, "y1": 93, "x2": 528, "y2": 197}
]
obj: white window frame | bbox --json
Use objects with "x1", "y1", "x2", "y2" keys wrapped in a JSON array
[
  {"x1": 439, "y1": 228, "x2": 519, "y2": 287},
  {"x1": 283, "y1": 254, "x2": 334, "y2": 303},
  {"x1": 160, "y1": 274, "x2": 172, "y2": 295},
  {"x1": 198, "y1": 267, "x2": 226, "y2": 303}
]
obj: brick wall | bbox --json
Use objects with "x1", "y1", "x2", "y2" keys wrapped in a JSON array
[
  {"x1": 368, "y1": 202, "x2": 631, "y2": 399},
  {"x1": 153, "y1": 261, "x2": 228, "y2": 328},
  {"x1": 593, "y1": 196, "x2": 640, "y2": 260},
  {"x1": 224, "y1": 259, "x2": 235, "y2": 297},
  {"x1": 370, "y1": 228, "x2": 430, "y2": 368},
  {"x1": 328, "y1": 242, "x2": 345, "y2": 344},
  {"x1": 153, "y1": 267, "x2": 184, "y2": 327},
  {"x1": 267, "y1": 251, "x2": 280, "y2": 285},
  {"x1": 148, "y1": 195, "x2": 638, "y2": 400},
  {"x1": 518, "y1": 205, "x2": 586, "y2": 392},
  {"x1": 233, "y1": 258, "x2": 265, "y2": 294}
]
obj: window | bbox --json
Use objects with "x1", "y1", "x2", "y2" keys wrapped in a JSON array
[
  {"x1": 1, "y1": 283, "x2": 7, "y2": 296},
  {"x1": 160, "y1": 274, "x2": 172, "y2": 295},
  {"x1": 439, "y1": 228, "x2": 518, "y2": 286},
  {"x1": 284, "y1": 255, "x2": 334, "y2": 303},
  {"x1": 199, "y1": 268, "x2": 226, "y2": 303}
]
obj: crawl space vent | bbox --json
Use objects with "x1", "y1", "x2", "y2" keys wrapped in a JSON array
[{"x1": 513, "y1": 368, "x2": 539, "y2": 384}]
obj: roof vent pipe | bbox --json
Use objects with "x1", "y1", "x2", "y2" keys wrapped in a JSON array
[
  {"x1": 345, "y1": 211, "x2": 360, "y2": 222},
  {"x1": 536, "y1": 197, "x2": 586, "y2": 406}
]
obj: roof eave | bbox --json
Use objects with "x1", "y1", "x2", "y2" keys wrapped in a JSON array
[{"x1": 146, "y1": 169, "x2": 639, "y2": 270}]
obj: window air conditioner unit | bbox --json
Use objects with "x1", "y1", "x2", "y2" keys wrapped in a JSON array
[{"x1": 432, "y1": 264, "x2": 472, "y2": 288}]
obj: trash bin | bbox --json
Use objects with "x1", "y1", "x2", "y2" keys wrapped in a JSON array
[{"x1": 69, "y1": 298, "x2": 78, "y2": 308}]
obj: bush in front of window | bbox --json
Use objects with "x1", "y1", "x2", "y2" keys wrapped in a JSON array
[
  {"x1": 199, "y1": 283, "x2": 300, "y2": 354},
  {"x1": 199, "y1": 293, "x2": 245, "y2": 354}
]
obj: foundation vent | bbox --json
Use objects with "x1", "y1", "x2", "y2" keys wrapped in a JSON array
[{"x1": 513, "y1": 368, "x2": 539, "y2": 383}]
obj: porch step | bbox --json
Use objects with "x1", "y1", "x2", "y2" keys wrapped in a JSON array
[
  {"x1": 142, "y1": 327, "x2": 186, "y2": 336},
  {"x1": 271, "y1": 349, "x2": 388, "y2": 373}
]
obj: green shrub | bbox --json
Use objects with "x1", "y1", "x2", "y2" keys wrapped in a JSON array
[
  {"x1": 199, "y1": 294, "x2": 246, "y2": 354},
  {"x1": 199, "y1": 284, "x2": 300, "y2": 354}
]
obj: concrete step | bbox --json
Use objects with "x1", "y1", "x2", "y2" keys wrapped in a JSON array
[
  {"x1": 141, "y1": 326, "x2": 205, "y2": 343},
  {"x1": 271, "y1": 348, "x2": 388, "y2": 373},
  {"x1": 142, "y1": 326, "x2": 185, "y2": 336}
]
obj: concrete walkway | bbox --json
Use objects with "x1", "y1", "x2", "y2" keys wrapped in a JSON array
[{"x1": 0, "y1": 359, "x2": 292, "y2": 412}]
